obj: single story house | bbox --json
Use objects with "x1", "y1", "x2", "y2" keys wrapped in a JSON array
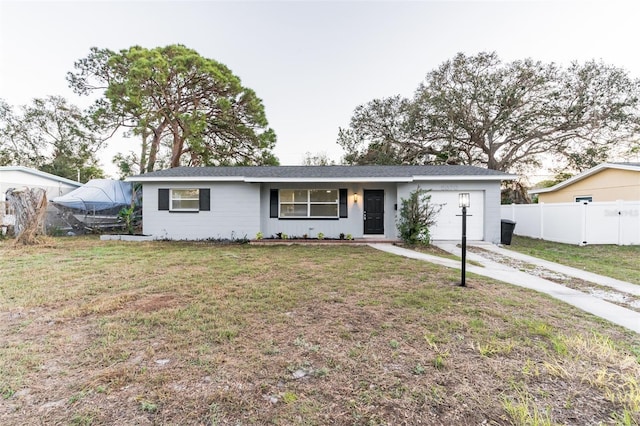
[
  {"x1": 0, "y1": 166, "x2": 81, "y2": 200},
  {"x1": 529, "y1": 162, "x2": 640, "y2": 203},
  {"x1": 126, "y1": 165, "x2": 516, "y2": 243}
]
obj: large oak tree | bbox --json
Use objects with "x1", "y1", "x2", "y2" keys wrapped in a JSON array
[
  {"x1": 338, "y1": 52, "x2": 640, "y2": 173},
  {"x1": 67, "y1": 44, "x2": 278, "y2": 174},
  {"x1": 0, "y1": 96, "x2": 105, "y2": 182}
]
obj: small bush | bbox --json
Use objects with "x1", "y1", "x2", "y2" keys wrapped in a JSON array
[{"x1": 396, "y1": 187, "x2": 442, "y2": 245}]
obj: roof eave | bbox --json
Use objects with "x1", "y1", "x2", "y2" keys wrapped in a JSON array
[
  {"x1": 528, "y1": 187, "x2": 554, "y2": 195},
  {"x1": 246, "y1": 177, "x2": 413, "y2": 183},
  {"x1": 0, "y1": 165, "x2": 82, "y2": 187},
  {"x1": 411, "y1": 174, "x2": 517, "y2": 181},
  {"x1": 126, "y1": 176, "x2": 245, "y2": 182},
  {"x1": 127, "y1": 174, "x2": 516, "y2": 183}
]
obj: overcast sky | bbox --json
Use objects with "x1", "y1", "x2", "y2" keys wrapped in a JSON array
[{"x1": 1, "y1": 0, "x2": 639, "y2": 178}]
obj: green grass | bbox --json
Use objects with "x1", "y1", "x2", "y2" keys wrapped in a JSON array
[
  {"x1": 0, "y1": 236, "x2": 639, "y2": 425},
  {"x1": 507, "y1": 235, "x2": 640, "y2": 285}
]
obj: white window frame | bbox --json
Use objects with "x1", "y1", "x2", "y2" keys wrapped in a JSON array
[
  {"x1": 170, "y1": 188, "x2": 200, "y2": 211},
  {"x1": 279, "y1": 189, "x2": 339, "y2": 218}
]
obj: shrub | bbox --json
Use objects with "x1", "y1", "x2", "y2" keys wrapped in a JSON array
[
  {"x1": 118, "y1": 206, "x2": 136, "y2": 235},
  {"x1": 397, "y1": 187, "x2": 442, "y2": 245}
]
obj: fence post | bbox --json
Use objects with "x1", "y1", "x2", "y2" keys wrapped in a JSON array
[
  {"x1": 617, "y1": 199, "x2": 623, "y2": 246},
  {"x1": 581, "y1": 202, "x2": 588, "y2": 245},
  {"x1": 539, "y1": 202, "x2": 544, "y2": 240}
]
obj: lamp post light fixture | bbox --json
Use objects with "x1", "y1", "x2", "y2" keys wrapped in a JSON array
[{"x1": 458, "y1": 193, "x2": 470, "y2": 287}]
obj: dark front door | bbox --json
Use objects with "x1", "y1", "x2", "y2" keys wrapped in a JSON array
[{"x1": 364, "y1": 190, "x2": 384, "y2": 234}]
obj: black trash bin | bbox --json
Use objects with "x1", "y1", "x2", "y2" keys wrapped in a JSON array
[{"x1": 500, "y1": 219, "x2": 517, "y2": 245}]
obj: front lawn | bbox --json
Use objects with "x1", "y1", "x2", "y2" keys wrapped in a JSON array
[
  {"x1": 507, "y1": 235, "x2": 640, "y2": 285},
  {"x1": 1, "y1": 237, "x2": 638, "y2": 425}
]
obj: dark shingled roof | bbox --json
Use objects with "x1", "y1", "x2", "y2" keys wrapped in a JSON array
[{"x1": 130, "y1": 165, "x2": 511, "y2": 179}]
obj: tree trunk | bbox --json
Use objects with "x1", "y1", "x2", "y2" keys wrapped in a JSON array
[
  {"x1": 139, "y1": 127, "x2": 148, "y2": 174},
  {"x1": 6, "y1": 188, "x2": 48, "y2": 245},
  {"x1": 146, "y1": 121, "x2": 167, "y2": 173},
  {"x1": 170, "y1": 136, "x2": 185, "y2": 168}
]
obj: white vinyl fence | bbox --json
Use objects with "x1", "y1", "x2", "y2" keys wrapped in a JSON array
[{"x1": 501, "y1": 201, "x2": 640, "y2": 246}]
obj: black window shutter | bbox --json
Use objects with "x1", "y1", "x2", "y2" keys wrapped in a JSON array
[
  {"x1": 158, "y1": 189, "x2": 169, "y2": 210},
  {"x1": 270, "y1": 189, "x2": 278, "y2": 218},
  {"x1": 339, "y1": 188, "x2": 348, "y2": 218},
  {"x1": 199, "y1": 188, "x2": 210, "y2": 211}
]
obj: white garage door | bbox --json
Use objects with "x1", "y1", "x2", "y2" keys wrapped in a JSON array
[{"x1": 428, "y1": 191, "x2": 484, "y2": 240}]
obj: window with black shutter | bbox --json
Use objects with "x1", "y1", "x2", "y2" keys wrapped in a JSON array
[{"x1": 159, "y1": 188, "x2": 210, "y2": 212}]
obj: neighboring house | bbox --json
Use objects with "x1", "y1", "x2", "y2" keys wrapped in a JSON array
[
  {"x1": 127, "y1": 165, "x2": 515, "y2": 243},
  {"x1": 529, "y1": 162, "x2": 640, "y2": 203},
  {"x1": 0, "y1": 166, "x2": 81, "y2": 200},
  {"x1": 1, "y1": 166, "x2": 82, "y2": 231}
]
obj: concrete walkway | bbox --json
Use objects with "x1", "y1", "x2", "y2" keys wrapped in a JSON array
[{"x1": 369, "y1": 242, "x2": 640, "y2": 334}]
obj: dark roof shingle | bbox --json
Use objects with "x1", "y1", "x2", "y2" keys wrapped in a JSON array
[{"x1": 130, "y1": 165, "x2": 511, "y2": 180}]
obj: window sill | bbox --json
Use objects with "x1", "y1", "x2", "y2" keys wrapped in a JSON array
[{"x1": 278, "y1": 217, "x2": 340, "y2": 221}]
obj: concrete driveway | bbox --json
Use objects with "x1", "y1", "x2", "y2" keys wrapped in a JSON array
[{"x1": 369, "y1": 242, "x2": 640, "y2": 334}]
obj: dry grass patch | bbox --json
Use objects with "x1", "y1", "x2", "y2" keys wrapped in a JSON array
[{"x1": 0, "y1": 237, "x2": 639, "y2": 425}]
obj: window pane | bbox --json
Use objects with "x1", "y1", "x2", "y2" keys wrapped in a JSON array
[
  {"x1": 310, "y1": 204, "x2": 338, "y2": 217},
  {"x1": 172, "y1": 189, "x2": 199, "y2": 199},
  {"x1": 310, "y1": 189, "x2": 338, "y2": 202},
  {"x1": 280, "y1": 204, "x2": 308, "y2": 217},
  {"x1": 172, "y1": 199, "x2": 200, "y2": 210},
  {"x1": 280, "y1": 190, "x2": 307, "y2": 203}
]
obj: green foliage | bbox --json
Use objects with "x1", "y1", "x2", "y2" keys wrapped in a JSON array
[
  {"x1": 140, "y1": 400, "x2": 158, "y2": 413},
  {"x1": 117, "y1": 206, "x2": 136, "y2": 235},
  {"x1": 433, "y1": 354, "x2": 446, "y2": 370},
  {"x1": 396, "y1": 188, "x2": 442, "y2": 245},
  {"x1": 68, "y1": 44, "x2": 279, "y2": 173},
  {"x1": 338, "y1": 52, "x2": 640, "y2": 173},
  {"x1": 534, "y1": 172, "x2": 574, "y2": 190},
  {"x1": 0, "y1": 96, "x2": 105, "y2": 182},
  {"x1": 282, "y1": 391, "x2": 298, "y2": 404},
  {"x1": 503, "y1": 390, "x2": 554, "y2": 426},
  {"x1": 1, "y1": 384, "x2": 15, "y2": 399}
]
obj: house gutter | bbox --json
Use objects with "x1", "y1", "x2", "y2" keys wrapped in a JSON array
[{"x1": 126, "y1": 174, "x2": 517, "y2": 183}]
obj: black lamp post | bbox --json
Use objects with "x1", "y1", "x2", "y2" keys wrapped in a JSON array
[{"x1": 459, "y1": 193, "x2": 470, "y2": 287}]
